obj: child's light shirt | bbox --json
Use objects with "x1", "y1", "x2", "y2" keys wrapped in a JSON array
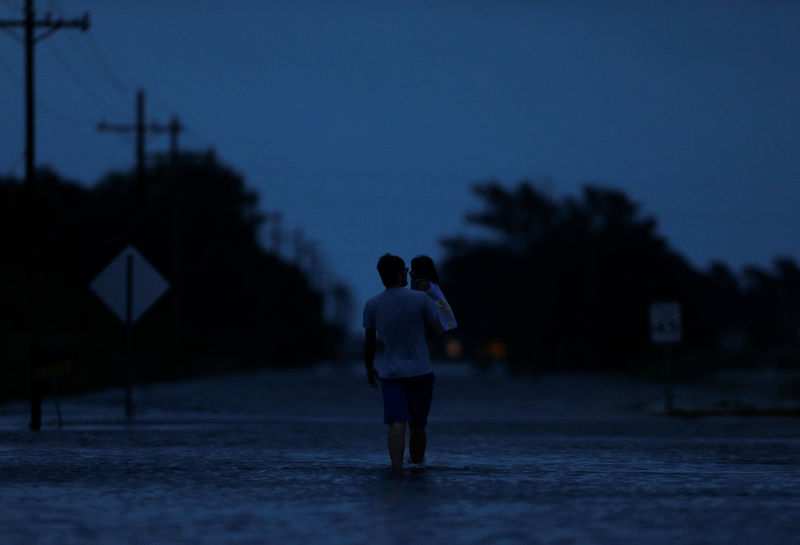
[{"x1": 425, "y1": 281, "x2": 458, "y2": 331}]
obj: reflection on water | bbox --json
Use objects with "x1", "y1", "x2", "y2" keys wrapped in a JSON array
[{"x1": 0, "y1": 363, "x2": 798, "y2": 545}]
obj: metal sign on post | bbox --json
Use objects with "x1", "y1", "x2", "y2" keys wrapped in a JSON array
[
  {"x1": 650, "y1": 302, "x2": 682, "y2": 344},
  {"x1": 650, "y1": 301, "x2": 682, "y2": 414},
  {"x1": 91, "y1": 245, "x2": 170, "y2": 324},
  {"x1": 91, "y1": 245, "x2": 169, "y2": 417}
]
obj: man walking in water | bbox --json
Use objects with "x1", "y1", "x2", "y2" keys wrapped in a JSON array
[{"x1": 363, "y1": 253, "x2": 443, "y2": 473}]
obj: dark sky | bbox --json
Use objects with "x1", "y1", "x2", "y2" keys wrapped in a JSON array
[{"x1": 2, "y1": 0, "x2": 799, "y2": 329}]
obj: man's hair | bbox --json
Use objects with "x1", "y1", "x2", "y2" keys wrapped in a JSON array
[
  {"x1": 411, "y1": 254, "x2": 439, "y2": 283},
  {"x1": 377, "y1": 253, "x2": 405, "y2": 287}
]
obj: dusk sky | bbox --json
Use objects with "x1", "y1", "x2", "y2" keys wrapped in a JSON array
[{"x1": 2, "y1": 1, "x2": 799, "y2": 329}]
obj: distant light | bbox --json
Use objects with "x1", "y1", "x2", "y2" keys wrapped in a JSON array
[
  {"x1": 445, "y1": 339, "x2": 463, "y2": 359},
  {"x1": 487, "y1": 340, "x2": 507, "y2": 360}
]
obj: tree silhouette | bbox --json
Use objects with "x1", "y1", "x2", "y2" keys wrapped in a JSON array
[
  {"x1": 440, "y1": 181, "x2": 800, "y2": 373},
  {"x1": 0, "y1": 154, "x2": 337, "y2": 400}
]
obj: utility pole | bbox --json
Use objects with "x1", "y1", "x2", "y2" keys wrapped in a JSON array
[
  {"x1": 97, "y1": 88, "x2": 184, "y2": 205},
  {"x1": 164, "y1": 115, "x2": 183, "y2": 337},
  {"x1": 98, "y1": 90, "x2": 185, "y2": 387},
  {"x1": 166, "y1": 116, "x2": 182, "y2": 163},
  {"x1": 0, "y1": 0, "x2": 89, "y2": 431}
]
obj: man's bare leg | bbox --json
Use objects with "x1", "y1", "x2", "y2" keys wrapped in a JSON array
[
  {"x1": 409, "y1": 423, "x2": 427, "y2": 464},
  {"x1": 388, "y1": 422, "x2": 406, "y2": 472}
]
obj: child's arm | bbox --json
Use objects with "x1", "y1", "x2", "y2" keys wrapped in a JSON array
[{"x1": 411, "y1": 279, "x2": 431, "y2": 292}]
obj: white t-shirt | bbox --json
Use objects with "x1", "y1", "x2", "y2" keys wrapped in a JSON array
[{"x1": 363, "y1": 287, "x2": 437, "y2": 378}]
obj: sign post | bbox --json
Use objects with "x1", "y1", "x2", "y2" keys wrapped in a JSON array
[
  {"x1": 91, "y1": 246, "x2": 169, "y2": 418},
  {"x1": 650, "y1": 302, "x2": 682, "y2": 414}
]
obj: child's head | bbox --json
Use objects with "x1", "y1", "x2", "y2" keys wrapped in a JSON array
[{"x1": 410, "y1": 255, "x2": 439, "y2": 283}]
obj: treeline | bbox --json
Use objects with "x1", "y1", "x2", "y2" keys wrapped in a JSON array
[
  {"x1": 0, "y1": 152, "x2": 340, "y2": 401},
  {"x1": 439, "y1": 181, "x2": 800, "y2": 376}
]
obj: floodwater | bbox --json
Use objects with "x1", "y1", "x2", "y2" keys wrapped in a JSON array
[{"x1": 0, "y1": 363, "x2": 798, "y2": 545}]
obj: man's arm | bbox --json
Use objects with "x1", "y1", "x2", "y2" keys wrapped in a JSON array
[
  {"x1": 426, "y1": 318, "x2": 444, "y2": 340},
  {"x1": 364, "y1": 328, "x2": 379, "y2": 389}
]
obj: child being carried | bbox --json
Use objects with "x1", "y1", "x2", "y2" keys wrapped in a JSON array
[{"x1": 409, "y1": 255, "x2": 457, "y2": 331}]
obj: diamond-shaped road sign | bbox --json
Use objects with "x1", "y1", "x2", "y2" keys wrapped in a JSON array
[{"x1": 90, "y1": 245, "x2": 170, "y2": 324}]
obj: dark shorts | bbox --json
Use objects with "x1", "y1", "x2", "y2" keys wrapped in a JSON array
[{"x1": 380, "y1": 373, "x2": 435, "y2": 425}]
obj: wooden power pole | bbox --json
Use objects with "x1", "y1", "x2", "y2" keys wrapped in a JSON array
[
  {"x1": 97, "y1": 91, "x2": 185, "y2": 356},
  {"x1": 0, "y1": 0, "x2": 89, "y2": 431},
  {"x1": 97, "y1": 88, "x2": 184, "y2": 205}
]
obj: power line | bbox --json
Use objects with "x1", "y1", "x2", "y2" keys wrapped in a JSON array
[
  {"x1": 22, "y1": 1, "x2": 134, "y2": 125},
  {"x1": 27, "y1": 0, "x2": 215, "y2": 159},
  {"x1": 0, "y1": 0, "x2": 22, "y2": 40},
  {"x1": 44, "y1": 0, "x2": 133, "y2": 107},
  {"x1": 43, "y1": 0, "x2": 208, "y2": 156},
  {"x1": 0, "y1": 25, "x2": 22, "y2": 42},
  {"x1": 41, "y1": 35, "x2": 129, "y2": 118},
  {"x1": 62, "y1": 29, "x2": 129, "y2": 96},
  {"x1": 81, "y1": 31, "x2": 130, "y2": 100},
  {"x1": 2, "y1": 44, "x2": 98, "y2": 127},
  {"x1": 7, "y1": 48, "x2": 106, "y2": 128},
  {"x1": 0, "y1": 47, "x2": 22, "y2": 84},
  {"x1": 38, "y1": 94, "x2": 93, "y2": 125}
]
